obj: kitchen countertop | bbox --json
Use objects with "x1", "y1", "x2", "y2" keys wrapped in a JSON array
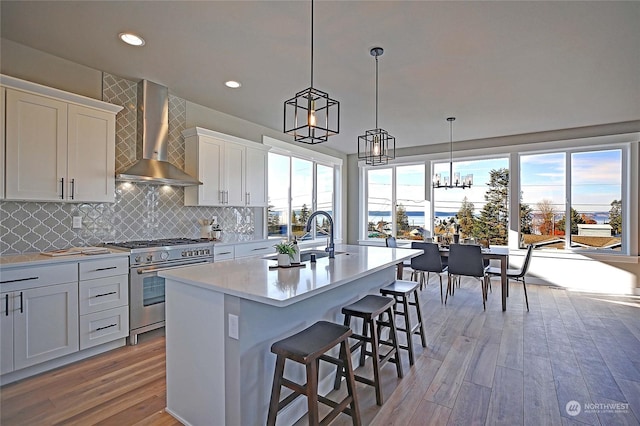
[
  {"x1": 159, "y1": 244, "x2": 421, "y2": 307},
  {"x1": 0, "y1": 249, "x2": 129, "y2": 269}
]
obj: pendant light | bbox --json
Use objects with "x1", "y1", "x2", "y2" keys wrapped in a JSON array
[
  {"x1": 358, "y1": 47, "x2": 395, "y2": 166},
  {"x1": 284, "y1": 0, "x2": 339, "y2": 144},
  {"x1": 433, "y1": 117, "x2": 473, "y2": 189}
]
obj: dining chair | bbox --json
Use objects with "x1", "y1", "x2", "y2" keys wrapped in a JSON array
[
  {"x1": 409, "y1": 242, "x2": 448, "y2": 300},
  {"x1": 446, "y1": 244, "x2": 490, "y2": 310},
  {"x1": 386, "y1": 236, "x2": 411, "y2": 279},
  {"x1": 487, "y1": 244, "x2": 534, "y2": 311}
]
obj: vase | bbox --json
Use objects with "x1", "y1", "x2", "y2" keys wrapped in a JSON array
[
  {"x1": 277, "y1": 253, "x2": 291, "y2": 267},
  {"x1": 453, "y1": 234, "x2": 460, "y2": 244}
]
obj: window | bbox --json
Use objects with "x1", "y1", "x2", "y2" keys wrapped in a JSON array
[
  {"x1": 267, "y1": 152, "x2": 338, "y2": 241},
  {"x1": 432, "y1": 158, "x2": 509, "y2": 245},
  {"x1": 364, "y1": 164, "x2": 426, "y2": 241},
  {"x1": 520, "y1": 148, "x2": 623, "y2": 251}
]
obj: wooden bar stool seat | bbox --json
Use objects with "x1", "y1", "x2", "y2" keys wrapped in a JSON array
[
  {"x1": 335, "y1": 294, "x2": 403, "y2": 406},
  {"x1": 380, "y1": 280, "x2": 427, "y2": 366},
  {"x1": 267, "y1": 321, "x2": 361, "y2": 426}
]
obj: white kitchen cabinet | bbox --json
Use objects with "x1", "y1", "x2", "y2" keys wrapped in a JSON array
[
  {"x1": 184, "y1": 127, "x2": 269, "y2": 207},
  {"x1": 234, "y1": 240, "x2": 274, "y2": 258},
  {"x1": 1, "y1": 75, "x2": 122, "y2": 202},
  {"x1": 245, "y1": 146, "x2": 269, "y2": 207},
  {"x1": 0, "y1": 87, "x2": 5, "y2": 200},
  {"x1": 213, "y1": 245, "x2": 235, "y2": 262},
  {"x1": 79, "y1": 258, "x2": 129, "y2": 350},
  {"x1": 0, "y1": 262, "x2": 79, "y2": 374},
  {"x1": 14, "y1": 282, "x2": 79, "y2": 371},
  {"x1": 0, "y1": 292, "x2": 14, "y2": 375}
]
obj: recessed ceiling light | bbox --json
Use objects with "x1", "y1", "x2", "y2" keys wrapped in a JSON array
[
  {"x1": 225, "y1": 81, "x2": 241, "y2": 89},
  {"x1": 119, "y1": 32, "x2": 145, "y2": 47}
]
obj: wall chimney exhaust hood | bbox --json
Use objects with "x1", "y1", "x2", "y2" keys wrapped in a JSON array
[{"x1": 116, "y1": 80, "x2": 202, "y2": 186}]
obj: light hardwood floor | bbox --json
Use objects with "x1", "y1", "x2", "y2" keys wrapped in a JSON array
[{"x1": 2, "y1": 276, "x2": 640, "y2": 425}]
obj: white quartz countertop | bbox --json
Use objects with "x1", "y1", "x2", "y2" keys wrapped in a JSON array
[
  {"x1": 159, "y1": 244, "x2": 422, "y2": 307},
  {"x1": 0, "y1": 249, "x2": 129, "y2": 269}
]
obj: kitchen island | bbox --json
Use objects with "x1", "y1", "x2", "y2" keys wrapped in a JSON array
[{"x1": 159, "y1": 244, "x2": 421, "y2": 426}]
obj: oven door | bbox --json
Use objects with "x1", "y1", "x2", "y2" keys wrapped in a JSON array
[{"x1": 129, "y1": 259, "x2": 212, "y2": 343}]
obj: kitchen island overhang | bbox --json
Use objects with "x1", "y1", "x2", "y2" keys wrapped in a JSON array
[{"x1": 160, "y1": 244, "x2": 421, "y2": 426}]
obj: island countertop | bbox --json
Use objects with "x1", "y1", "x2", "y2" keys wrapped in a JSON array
[{"x1": 159, "y1": 244, "x2": 420, "y2": 307}]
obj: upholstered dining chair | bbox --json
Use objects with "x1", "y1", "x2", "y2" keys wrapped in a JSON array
[
  {"x1": 446, "y1": 244, "x2": 490, "y2": 310},
  {"x1": 386, "y1": 236, "x2": 411, "y2": 279},
  {"x1": 409, "y1": 242, "x2": 448, "y2": 300},
  {"x1": 487, "y1": 244, "x2": 534, "y2": 311}
]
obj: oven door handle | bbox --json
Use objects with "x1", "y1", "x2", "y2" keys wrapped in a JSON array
[{"x1": 136, "y1": 260, "x2": 211, "y2": 275}]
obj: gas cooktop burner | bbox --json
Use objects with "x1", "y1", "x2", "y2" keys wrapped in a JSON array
[{"x1": 106, "y1": 238, "x2": 211, "y2": 250}]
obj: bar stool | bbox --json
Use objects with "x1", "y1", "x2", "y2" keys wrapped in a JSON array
[
  {"x1": 334, "y1": 295, "x2": 403, "y2": 406},
  {"x1": 267, "y1": 321, "x2": 361, "y2": 426},
  {"x1": 380, "y1": 280, "x2": 427, "y2": 366}
]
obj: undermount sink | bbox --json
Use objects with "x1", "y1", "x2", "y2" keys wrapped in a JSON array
[
  {"x1": 298, "y1": 249, "x2": 346, "y2": 262},
  {"x1": 265, "y1": 249, "x2": 346, "y2": 262}
]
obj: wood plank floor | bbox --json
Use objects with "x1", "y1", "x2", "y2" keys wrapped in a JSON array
[{"x1": 2, "y1": 276, "x2": 640, "y2": 425}]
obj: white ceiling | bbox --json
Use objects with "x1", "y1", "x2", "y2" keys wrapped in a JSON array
[{"x1": 2, "y1": 1, "x2": 639, "y2": 154}]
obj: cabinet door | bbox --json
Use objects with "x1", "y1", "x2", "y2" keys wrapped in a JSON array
[
  {"x1": 185, "y1": 136, "x2": 225, "y2": 206},
  {"x1": 5, "y1": 89, "x2": 68, "y2": 201},
  {"x1": 224, "y1": 142, "x2": 246, "y2": 206},
  {"x1": 13, "y1": 282, "x2": 79, "y2": 370},
  {"x1": 245, "y1": 147, "x2": 268, "y2": 206},
  {"x1": 0, "y1": 292, "x2": 14, "y2": 375},
  {"x1": 0, "y1": 88, "x2": 5, "y2": 200},
  {"x1": 67, "y1": 104, "x2": 116, "y2": 202}
]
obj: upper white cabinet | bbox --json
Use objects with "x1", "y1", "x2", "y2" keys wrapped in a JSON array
[
  {"x1": 1, "y1": 75, "x2": 122, "y2": 202},
  {"x1": 183, "y1": 127, "x2": 269, "y2": 207},
  {"x1": 0, "y1": 87, "x2": 5, "y2": 200}
]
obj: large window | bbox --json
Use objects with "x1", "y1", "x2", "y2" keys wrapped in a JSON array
[
  {"x1": 365, "y1": 164, "x2": 425, "y2": 240},
  {"x1": 432, "y1": 158, "x2": 509, "y2": 245},
  {"x1": 268, "y1": 152, "x2": 337, "y2": 241},
  {"x1": 520, "y1": 148, "x2": 623, "y2": 251}
]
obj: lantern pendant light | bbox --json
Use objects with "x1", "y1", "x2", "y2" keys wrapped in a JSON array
[
  {"x1": 283, "y1": 0, "x2": 340, "y2": 144},
  {"x1": 432, "y1": 117, "x2": 473, "y2": 189},
  {"x1": 358, "y1": 47, "x2": 395, "y2": 165}
]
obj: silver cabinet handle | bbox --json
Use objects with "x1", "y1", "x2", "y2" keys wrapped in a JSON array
[
  {"x1": 70, "y1": 178, "x2": 75, "y2": 200},
  {"x1": 60, "y1": 177, "x2": 65, "y2": 199},
  {"x1": 4, "y1": 294, "x2": 8, "y2": 316},
  {"x1": 95, "y1": 323, "x2": 117, "y2": 332},
  {"x1": 0, "y1": 276, "x2": 38, "y2": 284},
  {"x1": 95, "y1": 266, "x2": 117, "y2": 272},
  {"x1": 219, "y1": 190, "x2": 224, "y2": 204},
  {"x1": 252, "y1": 247, "x2": 270, "y2": 251},
  {"x1": 19, "y1": 292, "x2": 23, "y2": 314},
  {"x1": 95, "y1": 291, "x2": 117, "y2": 298}
]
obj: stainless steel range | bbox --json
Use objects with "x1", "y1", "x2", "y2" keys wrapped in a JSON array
[{"x1": 104, "y1": 238, "x2": 214, "y2": 344}]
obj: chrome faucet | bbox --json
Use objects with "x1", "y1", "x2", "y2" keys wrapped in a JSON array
[{"x1": 305, "y1": 211, "x2": 335, "y2": 259}]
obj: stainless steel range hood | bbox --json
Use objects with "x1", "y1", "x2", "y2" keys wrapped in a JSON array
[{"x1": 116, "y1": 80, "x2": 201, "y2": 186}]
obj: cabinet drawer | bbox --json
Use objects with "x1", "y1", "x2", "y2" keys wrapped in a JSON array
[
  {"x1": 234, "y1": 241, "x2": 273, "y2": 258},
  {"x1": 79, "y1": 257, "x2": 128, "y2": 281},
  {"x1": 213, "y1": 245, "x2": 235, "y2": 261},
  {"x1": 79, "y1": 275, "x2": 128, "y2": 315},
  {"x1": 80, "y1": 305, "x2": 128, "y2": 350},
  {"x1": 0, "y1": 263, "x2": 77, "y2": 291}
]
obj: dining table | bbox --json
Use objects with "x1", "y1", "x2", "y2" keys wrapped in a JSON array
[{"x1": 397, "y1": 245, "x2": 510, "y2": 311}]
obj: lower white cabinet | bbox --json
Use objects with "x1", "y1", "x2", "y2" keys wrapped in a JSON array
[
  {"x1": 234, "y1": 240, "x2": 274, "y2": 259},
  {"x1": 213, "y1": 245, "x2": 235, "y2": 262},
  {"x1": 1, "y1": 263, "x2": 79, "y2": 375},
  {"x1": 13, "y1": 282, "x2": 79, "y2": 372},
  {"x1": 79, "y1": 305, "x2": 128, "y2": 350},
  {"x1": 79, "y1": 258, "x2": 129, "y2": 350}
]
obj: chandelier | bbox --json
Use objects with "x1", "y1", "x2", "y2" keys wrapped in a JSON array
[
  {"x1": 358, "y1": 47, "x2": 395, "y2": 165},
  {"x1": 433, "y1": 117, "x2": 473, "y2": 189},
  {"x1": 283, "y1": 0, "x2": 339, "y2": 144}
]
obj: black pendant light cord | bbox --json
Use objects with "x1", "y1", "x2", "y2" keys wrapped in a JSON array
[
  {"x1": 310, "y1": 0, "x2": 314, "y2": 88},
  {"x1": 448, "y1": 117, "x2": 455, "y2": 183},
  {"x1": 375, "y1": 54, "x2": 379, "y2": 129}
]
